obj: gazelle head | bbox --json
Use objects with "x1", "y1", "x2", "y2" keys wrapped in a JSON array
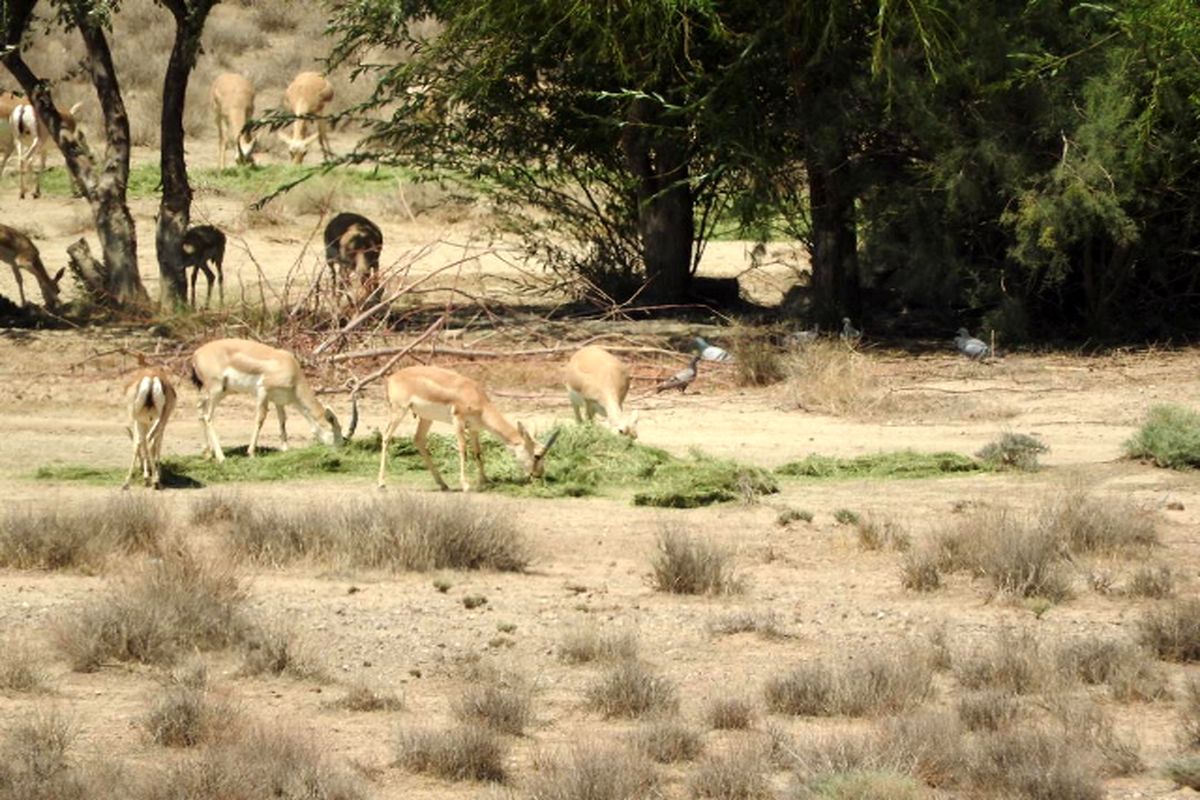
[
  {"x1": 317, "y1": 392, "x2": 359, "y2": 447},
  {"x1": 278, "y1": 131, "x2": 319, "y2": 164},
  {"x1": 236, "y1": 132, "x2": 257, "y2": 166},
  {"x1": 514, "y1": 424, "x2": 559, "y2": 480},
  {"x1": 612, "y1": 410, "x2": 639, "y2": 440}
]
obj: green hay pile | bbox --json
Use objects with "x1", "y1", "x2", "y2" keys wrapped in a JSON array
[
  {"x1": 776, "y1": 450, "x2": 986, "y2": 480},
  {"x1": 634, "y1": 452, "x2": 778, "y2": 508},
  {"x1": 1124, "y1": 405, "x2": 1200, "y2": 469}
]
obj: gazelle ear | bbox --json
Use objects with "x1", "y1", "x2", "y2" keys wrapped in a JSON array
[
  {"x1": 52, "y1": 267, "x2": 65, "y2": 285},
  {"x1": 517, "y1": 421, "x2": 534, "y2": 445}
]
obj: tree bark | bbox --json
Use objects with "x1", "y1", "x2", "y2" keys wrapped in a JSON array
[
  {"x1": 620, "y1": 97, "x2": 694, "y2": 305},
  {"x1": 806, "y1": 144, "x2": 860, "y2": 328}
]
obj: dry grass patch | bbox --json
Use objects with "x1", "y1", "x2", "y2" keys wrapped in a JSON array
[
  {"x1": 782, "y1": 344, "x2": 881, "y2": 417},
  {"x1": 0, "y1": 495, "x2": 167, "y2": 571},
  {"x1": 143, "y1": 666, "x2": 233, "y2": 748},
  {"x1": 56, "y1": 547, "x2": 248, "y2": 671},
  {"x1": 1127, "y1": 563, "x2": 1175, "y2": 598},
  {"x1": 1137, "y1": 598, "x2": 1200, "y2": 662},
  {"x1": 526, "y1": 744, "x2": 658, "y2": 800},
  {"x1": 854, "y1": 515, "x2": 910, "y2": 552},
  {"x1": 1055, "y1": 636, "x2": 1170, "y2": 702},
  {"x1": 586, "y1": 659, "x2": 680, "y2": 718},
  {"x1": 558, "y1": 627, "x2": 639, "y2": 664},
  {"x1": 453, "y1": 670, "x2": 534, "y2": 734},
  {"x1": 965, "y1": 728, "x2": 1102, "y2": 800},
  {"x1": 239, "y1": 623, "x2": 328, "y2": 681},
  {"x1": 899, "y1": 547, "x2": 942, "y2": 592},
  {"x1": 1047, "y1": 697, "x2": 1143, "y2": 777},
  {"x1": 763, "y1": 649, "x2": 933, "y2": 717},
  {"x1": 790, "y1": 770, "x2": 926, "y2": 800},
  {"x1": 957, "y1": 690, "x2": 1022, "y2": 732},
  {"x1": 732, "y1": 326, "x2": 786, "y2": 387},
  {"x1": 1044, "y1": 488, "x2": 1158, "y2": 554},
  {"x1": 0, "y1": 638, "x2": 48, "y2": 694},
  {"x1": 328, "y1": 680, "x2": 404, "y2": 712},
  {"x1": 706, "y1": 697, "x2": 755, "y2": 730},
  {"x1": 223, "y1": 493, "x2": 529, "y2": 572},
  {"x1": 1181, "y1": 676, "x2": 1200, "y2": 748},
  {"x1": 690, "y1": 746, "x2": 771, "y2": 799},
  {"x1": 395, "y1": 725, "x2": 507, "y2": 782},
  {"x1": 708, "y1": 609, "x2": 786, "y2": 639},
  {"x1": 1165, "y1": 755, "x2": 1200, "y2": 790},
  {"x1": 629, "y1": 719, "x2": 704, "y2": 763},
  {"x1": 934, "y1": 507, "x2": 1073, "y2": 601},
  {"x1": 651, "y1": 529, "x2": 742, "y2": 595},
  {"x1": 0, "y1": 711, "x2": 126, "y2": 800},
  {"x1": 955, "y1": 628, "x2": 1051, "y2": 695}
]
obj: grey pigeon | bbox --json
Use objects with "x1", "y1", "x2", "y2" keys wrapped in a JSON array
[
  {"x1": 694, "y1": 336, "x2": 733, "y2": 363},
  {"x1": 955, "y1": 327, "x2": 990, "y2": 360},
  {"x1": 785, "y1": 324, "x2": 820, "y2": 347},
  {"x1": 656, "y1": 356, "x2": 700, "y2": 393},
  {"x1": 840, "y1": 317, "x2": 862, "y2": 343}
]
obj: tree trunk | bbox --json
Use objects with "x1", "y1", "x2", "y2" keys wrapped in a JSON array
[
  {"x1": 806, "y1": 146, "x2": 859, "y2": 328},
  {"x1": 620, "y1": 97, "x2": 694, "y2": 305}
]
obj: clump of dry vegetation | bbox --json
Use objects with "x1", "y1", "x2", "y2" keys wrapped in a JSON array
[
  {"x1": 899, "y1": 547, "x2": 942, "y2": 592},
  {"x1": 1137, "y1": 598, "x2": 1200, "y2": 662},
  {"x1": 965, "y1": 728, "x2": 1103, "y2": 800},
  {"x1": 1055, "y1": 636, "x2": 1170, "y2": 702},
  {"x1": 690, "y1": 746, "x2": 771, "y2": 799},
  {"x1": 955, "y1": 628, "x2": 1052, "y2": 695},
  {"x1": 628, "y1": 719, "x2": 704, "y2": 763},
  {"x1": 0, "y1": 711, "x2": 128, "y2": 800},
  {"x1": 0, "y1": 495, "x2": 168, "y2": 571},
  {"x1": 782, "y1": 343, "x2": 882, "y2": 416},
  {"x1": 1046, "y1": 696, "x2": 1143, "y2": 777},
  {"x1": 1127, "y1": 563, "x2": 1175, "y2": 598},
  {"x1": 143, "y1": 664, "x2": 232, "y2": 748},
  {"x1": 763, "y1": 649, "x2": 933, "y2": 717},
  {"x1": 854, "y1": 514, "x2": 910, "y2": 552},
  {"x1": 975, "y1": 432, "x2": 1048, "y2": 471},
  {"x1": 56, "y1": 547, "x2": 249, "y2": 671},
  {"x1": 526, "y1": 744, "x2": 658, "y2": 800},
  {"x1": 708, "y1": 609, "x2": 786, "y2": 639},
  {"x1": 1164, "y1": 756, "x2": 1200, "y2": 791},
  {"x1": 706, "y1": 697, "x2": 756, "y2": 730},
  {"x1": 651, "y1": 528, "x2": 742, "y2": 595},
  {"x1": 220, "y1": 493, "x2": 529, "y2": 572},
  {"x1": 328, "y1": 680, "x2": 404, "y2": 712},
  {"x1": 558, "y1": 627, "x2": 639, "y2": 664},
  {"x1": 239, "y1": 622, "x2": 328, "y2": 681},
  {"x1": 586, "y1": 659, "x2": 680, "y2": 718},
  {"x1": 0, "y1": 638, "x2": 48, "y2": 693},
  {"x1": 790, "y1": 770, "x2": 926, "y2": 800},
  {"x1": 394, "y1": 725, "x2": 507, "y2": 782},
  {"x1": 453, "y1": 670, "x2": 534, "y2": 735},
  {"x1": 957, "y1": 690, "x2": 1022, "y2": 732},
  {"x1": 1181, "y1": 677, "x2": 1200, "y2": 748},
  {"x1": 732, "y1": 327, "x2": 786, "y2": 387}
]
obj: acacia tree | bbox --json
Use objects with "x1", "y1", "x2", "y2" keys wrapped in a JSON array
[{"x1": 1, "y1": 0, "x2": 147, "y2": 306}]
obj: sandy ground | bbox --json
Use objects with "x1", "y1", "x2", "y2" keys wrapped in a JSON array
[{"x1": 1, "y1": 141, "x2": 1199, "y2": 799}]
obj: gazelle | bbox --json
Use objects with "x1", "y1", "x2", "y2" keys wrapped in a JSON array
[
  {"x1": 0, "y1": 224, "x2": 64, "y2": 310},
  {"x1": 564, "y1": 345, "x2": 638, "y2": 439},
  {"x1": 377, "y1": 365, "x2": 559, "y2": 491},
  {"x1": 279, "y1": 72, "x2": 334, "y2": 164},
  {"x1": 324, "y1": 212, "x2": 382, "y2": 295},
  {"x1": 9, "y1": 100, "x2": 83, "y2": 199},
  {"x1": 122, "y1": 367, "x2": 177, "y2": 490},
  {"x1": 189, "y1": 338, "x2": 358, "y2": 463},
  {"x1": 182, "y1": 225, "x2": 226, "y2": 308},
  {"x1": 210, "y1": 73, "x2": 257, "y2": 169}
]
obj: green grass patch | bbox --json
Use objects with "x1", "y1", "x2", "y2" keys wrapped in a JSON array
[
  {"x1": 1124, "y1": 404, "x2": 1200, "y2": 469},
  {"x1": 776, "y1": 450, "x2": 987, "y2": 480},
  {"x1": 34, "y1": 426, "x2": 774, "y2": 507}
]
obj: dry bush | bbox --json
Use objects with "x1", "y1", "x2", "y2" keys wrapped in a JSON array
[
  {"x1": 1137, "y1": 598, "x2": 1200, "y2": 662},
  {"x1": 651, "y1": 529, "x2": 741, "y2": 595},
  {"x1": 0, "y1": 638, "x2": 47, "y2": 693},
  {"x1": 1046, "y1": 696, "x2": 1143, "y2": 777},
  {"x1": 0, "y1": 711, "x2": 96, "y2": 800},
  {"x1": 453, "y1": 670, "x2": 533, "y2": 735},
  {"x1": 854, "y1": 514, "x2": 910, "y2": 552},
  {"x1": 328, "y1": 680, "x2": 404, "y2": 712},
  {"x1": 934, "y1": 507, "x2": 1073, "y2": 601},
  {"x1": 394, "y1": 725, "x2": 507, "y2": 782},
  {"x1": 708, "y1": 609, "x2": 786, "y2": 639},
  {"x1": 586, "y1": 659, "x2": 679, "y2": 718},
  {"x1": 1181, "y1": 676, "x2": 1200, "y2": 748},
  {"x1": 190, "y1": 490, "x2": 252, "y2": 527},
  {"x1": 706, "y1": 697, "x2": 755, "y2": 730},
  {"x1": 1044, "y1": 488, "x2": 1158, "y2": 554},
  {"x1": 239, "y1": 623, "x2": 327, "y2": 681},
  {"x1": 955, "y1": 628, "x2": 1051, "y2": 695},
  {"x1": 790, "y1": 770, "x2": 926, "y2": 800},
  {"x1": 782, "y1": 343, "x2": 881, "y2": 416},
  {"x1": 628, "y1": 719, "x2": 704, "y2": 763},
  {"x1": 526, "y1": 744, "x2": 658, "y2": 800},
  {"x1": 1055, "y1": 636, "x2": 1170, "y2": 702},
  {"x1": 976, "y1": 432, "x2": 1048, "y2": 471},
  {"x1": 763, "y1": 649, "x2": 933, "y2": 717},
  {"x1": 876, "y1": 711, "x2": 968, "y2": 788},
  {"x1": 732, "y1": 327, "x2": 786, "y2": 387},
  {"x1": 141, "y1": 722, "x2": 365, "y2": 800},
  {"x1": 690, "y1": 745, "x2": 771, "y2": 799},
  {"x1": 224, "y1": 494, "x2": 528, "y2": 572},
  {"x1": 558, "y1": 627, "x2": 639, "y2": 664},
  {"x1": 56, "y1": 547, "x2": 248, "y2": 671},
  {"x1": 1127, "y1": 563, "x2": 1175, "y2": 598},
  {"x1": 0, "y1": 495, "x2": 168, "y2": 571},
  {"x1": 957, "y1": 690, "x2": 1022, "y2": 732},
  {"x1": 964, "y1": 728, "x2": 1102, "y2": 800},
  {"x1": 143, "y1": 670, "x2": 232, "y2": 748},
  {"x1": 899, "y1": 547, "x2": 942, "y2": 592},
  {"x1": 788, "y1": 730, "x2": 915, "y2": 791}
]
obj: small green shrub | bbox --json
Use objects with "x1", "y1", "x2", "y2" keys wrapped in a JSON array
[
  {"x1": 1124, "y1": 405, "x2": 1200, "y2": 469},
  {"x1": 976, "y1": 432, "x2": 1048, "y2": 472},
  {"x1": 777, "y1": 508, "x2": 814, "y2": 525},
  {"x1": 833, "y1": 509, "x2": 859, "y2": 525},
  {"x1": 1164, "y1": 756, "x2": 1200, "y2": 790}
]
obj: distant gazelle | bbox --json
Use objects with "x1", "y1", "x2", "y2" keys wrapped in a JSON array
[
  {"x1": 0, "y1": 223, "x2": 64, "y2": 310},
  {"x1": 122, "y1": 367, "x2": 177, "y2": 490},
  {"x1": 189, "y1": 338, "x2": 357, "y2": 462},
  {"x1": 278, "y1": 72, "x2": 334, "y2": 164},
  {"x1": 210, "y1": 73, "x2": 257, "y2": 169},
  {"x1": 377, "y1": 365, "x2": 559, "y2": 491},
  {"x1": 564, "y1": 345, "x2": 638, "y2": 439}
]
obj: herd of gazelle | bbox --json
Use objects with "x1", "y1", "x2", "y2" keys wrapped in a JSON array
[{"x1": 121, "y1": 340, "x2": 643, "y2": 491}]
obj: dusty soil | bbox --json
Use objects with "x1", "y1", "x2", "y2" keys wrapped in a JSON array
[{"x1": 1, "y1": 143, "x2": 1199, "y2": 799}]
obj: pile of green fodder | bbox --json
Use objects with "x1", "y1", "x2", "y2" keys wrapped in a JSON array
[
  {"x1": 34, "y1": 425, "x2": 778, "y2": 507},
  {"x1": 776, "y1": 450, "x2": 988, "y2": 480},
  {"x1": 1124, "y1": 405, "x2": 1200, "y2": 469}
]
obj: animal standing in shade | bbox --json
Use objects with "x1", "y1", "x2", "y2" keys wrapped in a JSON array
[
  {"x1": 655, "y1": 355, "x2": 700, "y2": 393},
  {"x1": 785, "y1": 324, "x2": 820, "y2": 347},
  {"x1": 954, "y1": 328, "x2": 991, "y2": 360},
  {"x1": 840, "y1": 317, "x2": 862, "y2": 344},
  {"x1": 694, "y1": 336, "x2": 733, "y2": 362}
]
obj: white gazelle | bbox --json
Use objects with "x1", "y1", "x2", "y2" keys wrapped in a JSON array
[
  {"x1": 377, "y1": 365, "x2": 559, "y2": 491},
  {"x1": 563, "y1": 345, "x2": 638, "y2": 438},
  {"x1": 189, "y1": 338, "x2": 357, "y2": 462},
  {"x1": 122, "y1": 366, "x2": 177, "y2": 490}
]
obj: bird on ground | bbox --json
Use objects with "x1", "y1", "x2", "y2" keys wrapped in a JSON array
[
  {"x1": 785, "y1": 324, "x2": 820, "y2": 347},
  {"x1": 694, "y1": 336, "x2": 733, "y2": 362},
  {"x1": 655, "y1": 356, "x2": 701, "y2": 393},
  {"x1": 840, "y1": 317, "x2": 862, "y2": 343},
  {"x1": 955, "y1": 327, "x2": 991, "y2": 360}
]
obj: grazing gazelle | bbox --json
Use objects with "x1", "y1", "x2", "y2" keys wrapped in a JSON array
[
  {"x1": 278, "y1": 71, "x2": 334, "y2": 164},
  {"x1": 189, "y1": 338, "x2": 357, "y2": 463},
  {"x1": 377, "y1": 365, "x2": 559, "y2": 491},
  {"x1": 0, "y1": 223, "x2": 64, "y2": 310},
  {"x1": 122, "y1": 367, "x2": 177, "y2": 490},
  {"x1": 564, "y1": 345, "x2": 638, "y2": 439},
  {"x1": 210, "y1": 72, "x2": 257, "y2": 169}
]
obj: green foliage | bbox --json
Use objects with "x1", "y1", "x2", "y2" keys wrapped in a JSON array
[
  {"x1": 633, "y1": 452, "x2": 778, "y2": 508},
  {"x1": 1124, "y1": 405, "x2": 1200, "y2": 469},
  {"x1": 976, "y1": 433, "x2": 1048, "y2": 472},
  {"x1": 777, "y1": 450, "x2": 985, "y2": 480}
]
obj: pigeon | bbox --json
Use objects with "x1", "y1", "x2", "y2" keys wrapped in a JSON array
[
  {"x1": 655, "y1": 356, "x2": 700, "y2": 393},
  {"x1": 955, "y1": 327, "x2": 991, "y2": 360},
  {"x1": 694, "y1": 336, "x2": 733, "y2": 363},
  {"x1": 785, "y1": 324, "x2": 820, "y2": 347},
  {"x1": 840, "y1": 317, "x2": 862, "y2": 343}
]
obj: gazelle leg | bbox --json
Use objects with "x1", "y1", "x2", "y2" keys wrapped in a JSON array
[
  {"x1": 377, "y1": 413, "x2": 400, "y2": 489},
  {"x1": 452, "y1": 415, "x2": 471, "y2": 492},
  {"x1": 248, "y1": 389, "x2": 269, "y2": 457},
  {"x1": 199, "y1": 385, "x2": 226, "y2": 463},
  {"x1": 122, "y1": 423, "x2": 141, "y2": 490},
  {"x1": 470, "y1": 427, "x2": 488, "y2": 489},
  {"x1": 415, "y1": 417, "x2": 449, "y2": 491},
  {"x1": 275, "y1": 403, "x2": 289, "y2": 451},
  {"x1": 10, "y1": 265, "x2": 25, "y2": 307}
]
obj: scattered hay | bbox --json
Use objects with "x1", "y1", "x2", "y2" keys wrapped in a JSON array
[
  {"x1": 777, "y1": 450, "x2": 986, "y2": 480},
  {"x1": 633, "y1": 452, "x2": 778, "y2": 508}
]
